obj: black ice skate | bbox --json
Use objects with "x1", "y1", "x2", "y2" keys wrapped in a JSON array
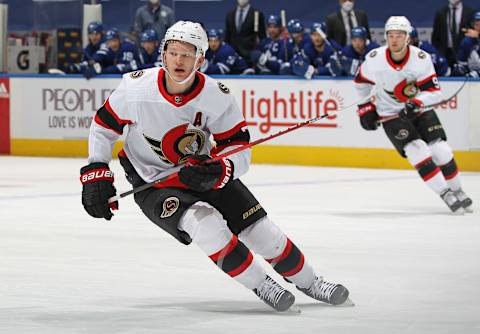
[
  {"x1": 254, "y1": 275, "x2": 297, "y2": 312},
  {"x1": 454, "y1": 189, "x2": 473, "y2": 213},
  {"x1": 297, "y1": 277, "x2": 351, "y2": 306},
  {"x1": 440, "y1": 189, "x2": 464, "y2": 214}
]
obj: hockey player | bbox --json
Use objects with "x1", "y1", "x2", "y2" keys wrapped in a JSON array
[
  {"x1": 138, "y1": 29, "x2": 162, "y2": 69},
  {"x1": 279, "y1": 19, "x2": 312, "y2": 62},
  {"x1": 455, "y1": 12, "x2": 480, "y2": 78},
  {"x1": 250, "y1": 14, "x2": 285, "y2": 74},
  {"x1": 63, "y1": 21, "x2": 106, "y2": 75},
  {"x1": 80, "y1": 21, "x2": 350, "y2": 312},
  {"x1": 409, "y1": 27, "x2": 450, "y2": 76},
  {"x1": 340, "y1": 26, "x2": 380, "y2": 76},
  {"x1": 84, "y1": 28, "x2": 141, "y2": 78},
  {"x1": 354, "y1": 16, "x2": 473, "y2": 213},
  {"x1": 200, "y1": 28, "x2": 253, "y2": 75}
]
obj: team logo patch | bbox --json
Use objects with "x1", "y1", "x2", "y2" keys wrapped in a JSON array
[
  {"x1": 385, "y1": 79, "x2": 418, "y2": 103},
  {"x1": 395, "y1": 129, "x2": 410, "y2": 140},
  {"x1": 174, "y1": 95, "x2": 183, "y2": 104},
  {"x1": 130, "y1": 70, "x2": 145, "y2": 79},
  {"x1": 160, "y1": 197, "x2": 180, "y2": 218},
  {"x1": 369, "y1": 50, "x2": 377, "y2": 58},
  {"x1": 217, "y1": 82, "x2": 230, "y2": 94},
  {"x1": 143, "y1": 123, "x2": 206, "y2": 165},
  {"x1": 418, "y1": 51, "x2": 426, "y2": 59}
]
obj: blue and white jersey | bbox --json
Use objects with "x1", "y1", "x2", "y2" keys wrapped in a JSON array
[
  {"x1": 457, "y1": 36, "x2": 480, "y2": 72},
  {"x1": 341, "y1": 41, "x2": 380, "y2": 76},
  {"x1": 417, "y1": 41, "x2": 450, "y2": 76},
  {"x1": 138, "y1": 48, "x2": 162, "y2": 70},
  {"x1": 83, "y1": 38, "x2": 106, "y2": 62},
  {"x1": 279, "y1": 33, "x2": 312, "y2": 61},
  {"x1": 256, "y1": 36, "x2": 286, "y2": 73},
  {"x1": 303, "y1": 41, "x2": 339, "y2": 75},
  {"x1": 204, "y1": 42, "x2": 249, "y2": 75},
  {"x1": 93, "y1": 41, "x2": 141, "y2": 74}
]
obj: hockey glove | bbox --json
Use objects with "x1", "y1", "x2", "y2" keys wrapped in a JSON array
[
  {"x1": 399, "y1": 99, "x2": 423, "y2": 121},
  {"x1": 178, "y1": 154, "x2": 233, "y2": 192},
  {"x1": 80, "y1": 162, "x2": 118, "y2": 220},
  {"x1": 357, "y1": 101, "x2": 379, "y2": 130}
]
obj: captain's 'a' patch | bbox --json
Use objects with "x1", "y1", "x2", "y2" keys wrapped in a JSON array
[{"x1": 217, "y1": 81, "x2": 230, "y2": 94}]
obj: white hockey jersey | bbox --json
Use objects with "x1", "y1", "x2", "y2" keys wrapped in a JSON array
[
  {"x1": 354, "y1": 45, "x2": 443, "y2": 117},
  {"x1": 88, "y1": 67, "x2": 251, "y2": 183}
]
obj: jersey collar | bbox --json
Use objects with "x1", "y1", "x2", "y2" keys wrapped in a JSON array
[
  {"x1": 157, "y1": 68, "x2": 206, "y2": 107},
  {"x1": 386, "y1": 46, "x2": 410, "y2": 71}
]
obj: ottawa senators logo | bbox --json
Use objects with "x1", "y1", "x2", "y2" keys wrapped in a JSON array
[
  {"x1": 130, "y1": 70, "x2": 144, "y2": 79},
  {"x1": 143, "y1": 124, "x2": 206, "y2": 165},
  {"x1": 418, "y1": 51, "x2": 426, "y2": 59},
  {"x1": 385, "y1": 79, "x2": 419, "y2": 103},
  {"x1": 217, "y1": 81, "x2": 230, "y2": 94},
  {"x1": 369, "y1": 50, "x2": 377, "y2": 58},
  {"x1": 160, "y1": 197, "x2": 180, "y2": 218}
]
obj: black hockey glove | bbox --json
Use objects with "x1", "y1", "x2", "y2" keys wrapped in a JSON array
[
  {"x1": 80, "y1": 162, "x2": 118, "y2": 220},
  {"x1": 399, "y1": 99, "x2": 423, "y2": 121},
  {"x1": 357, "y1": 101, "x2": 379, "y2": 130},
  {"x1": 178, "y1": 154, "x2": 233, "y2": 192}
]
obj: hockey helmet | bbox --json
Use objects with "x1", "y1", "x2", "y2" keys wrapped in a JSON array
[
  {"x1": 351, "y1": 26, "x2": 368, "y2": 40},
  {"x1": 310, "y1": 22, "x2": 327, "y2": 35},
  {"x1": 161, "y1": 20, "x2": 208, "y2": 58},
  {"x1": 105, "y1": 28, "x2": 120, "y2": 41},
  {"x1": 384, "y1": 16, "x2": 412, "y2": 35},
  {"x1": 287, "y1": 19, "x2": 304, "y2": 34},
  {"x1": 207, "y1": 28, "x2": 224, "y2": 40},
  {"x1": 267, "y1": 14, "x2": 282, "y2": 27},
  {"x1": 474, "y1": 11, "x2": 480, "y2": 21},
  {"x1": 140, "y1": 29, "x2": 159, "y2": 43},
  {"x1": 87, "y1": 21, "x2": 104, "y2": 34}
]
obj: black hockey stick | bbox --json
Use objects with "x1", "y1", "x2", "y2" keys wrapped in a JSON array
[
  {"x1": 378, "y1": 76, "x2": 470, "y2": 123},
  {"x1": 108, "y1": 94, "x2": 371, "y2": 203}
]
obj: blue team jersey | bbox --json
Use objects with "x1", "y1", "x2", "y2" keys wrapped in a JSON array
[
  {"x1": 83, "y1": 38, "x2": 105, "y2": 62},
  {"x1": 255, "y1": 36, "x2": 287, "y2": 74},
  {"x1": 279, "y1": 33, "x2": 312, "y2": 61},
  {"x1": 205, "y1": 42, "x2": 249, "y2": 75},
  {"x1": 303, "y1": 41, "x2": 338, "y2": 75},
  {"x1": 93, "y1": 41, "x2": 140, "y2": 74},
  {"x1": 457, "y1": 36, "x2": 480, "y2": 71},
  {"x1": 138, "y1": 48, "x2": 161, "y2": 69},
  {"x1": 342, "y1": 42, "x2": 379, "y2": 61}
]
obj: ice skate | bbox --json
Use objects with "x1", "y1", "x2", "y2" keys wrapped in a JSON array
[
  {"x1": 440, "y1": 189, "x2": 464, "y2": 214},
  {"x1": 254, "y1": 275, "x2": 299, "y2": 312},
  {"x1": 454, "y1": 189, "x2": 473, "y2": 213},
  {"x1": 297, "y1": 277, "x2": 352, "y2": 306}
]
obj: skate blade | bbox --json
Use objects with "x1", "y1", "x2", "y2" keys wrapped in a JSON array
[
  {"x1": 336, "y1": 297, "x2": 355, "y2": 307},
  {"x1": 452, "y1": 207, "x2": 465, "y2": 215},
  {"x1": 287, "y1": 304, "x2": 302, "y2": 314},
  {"x1": 464, "y1": 206, "x2": 474, "y2": 213}
]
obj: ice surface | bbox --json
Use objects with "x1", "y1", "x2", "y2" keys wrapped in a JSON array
[{"x1": 1, "y1": 157, "x2": 479, "y2": 334}]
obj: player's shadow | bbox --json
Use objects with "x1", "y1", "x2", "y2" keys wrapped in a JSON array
[
  {"x1": 327, "y1": 210, "x2": 448, "y2": 219},
  {"x1": 134, "y1": 300, "x2": 301, "y2": 316}
]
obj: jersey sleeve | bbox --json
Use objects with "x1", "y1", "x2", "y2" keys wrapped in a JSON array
[
  {"x1": 353, "y1": 57, "x2": 375, "y2": 102},
  {"x1": 208, "y1": 95, "x2": 251, "y2": 179},
  {"x1": 88, "y1": 77, "x2": 134, "y2": 164},
  {"x1": 413, "y1": 52, "x2": 442, "y2": 108}
]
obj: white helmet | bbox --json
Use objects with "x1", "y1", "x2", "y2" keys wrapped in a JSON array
[
  {"x1": 384, "y1": 16, "x2": 412, "y2": 35},
  {"x1": 161, "y1": 20, "x2": 208, "y2": 58}
]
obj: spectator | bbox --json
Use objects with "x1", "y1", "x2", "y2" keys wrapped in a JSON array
[
  {"x1": 250, "y1": 14, "x2": 286, "y2": 74},
  {"x1": 85, "y1": 28, "x2": 140, "y2": 78},
  {"x1": 225, "y1": 0, "x2": 266, "y2": 62},
  {"x1": 200, "y1": 28, "x2": 253, "y2": 75},
  {"x1": 133, "y1": 0, "x2": 174, "y2": 43},
  {"x1": 410, "y1": 27, "x2": 451, "y2": 76},
  {"x1": 340, "y1": 26, "x2": 380, "y2": 76},
  {"x1": 138, "y1": 29, "x2": 162, "y2": 70},
  {"x1": 325, "y1": 0, "x2": 370, "y2": 47},
  {"x1": 455, "y1": 11, "x2": 480, "y2": 77},
  {"x1": 431, "y1": 0, "x2": 475, "y2": 67}
]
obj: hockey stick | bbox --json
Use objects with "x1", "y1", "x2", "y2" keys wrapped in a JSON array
[
  {"x1": 280, "y1": 10, "x2": 288, "y2": 63},
  {"x1": 378, "y1": 76, "x2": 470, "y2": 123},
  {"x1": 108, "y1": 94, "x2": 371, "y2": 203}
]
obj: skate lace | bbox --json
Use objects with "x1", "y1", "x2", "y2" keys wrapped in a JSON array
[
  {"x1": 257, "y1": 278, "x2": 284, "y2": 306},
  {"x1": 309, "y1": 279, "x2": 337, "y2": 301}
]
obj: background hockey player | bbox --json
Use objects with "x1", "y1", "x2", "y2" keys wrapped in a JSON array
[
  {"x1": 454, "y1": 11, "x2": 480, "y2": 77},
  {"x1": 409, "y1": 27, "x2": 451, "y2": 76},
  {"x1": 354, "y1": 16, "x2": 473, "y2": 214},
  {"x1": 250, "y1": 14, "x2": 285, "y2": 74},
  {"x1": 339, "y1": 26, "x2": 379, "y2": 76},
  {"x1": 200, "y1": 28, "x2": 253, "y2": 75},
  {"x1": 84, "y1": 28, "x2": 140, "y2": 78},
  {"x1": 137, "y1": 29, "x2": 162, "y2": 69},
  {"x1": 80, "y1": 20, "x2": 350, "y2": 312}
]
